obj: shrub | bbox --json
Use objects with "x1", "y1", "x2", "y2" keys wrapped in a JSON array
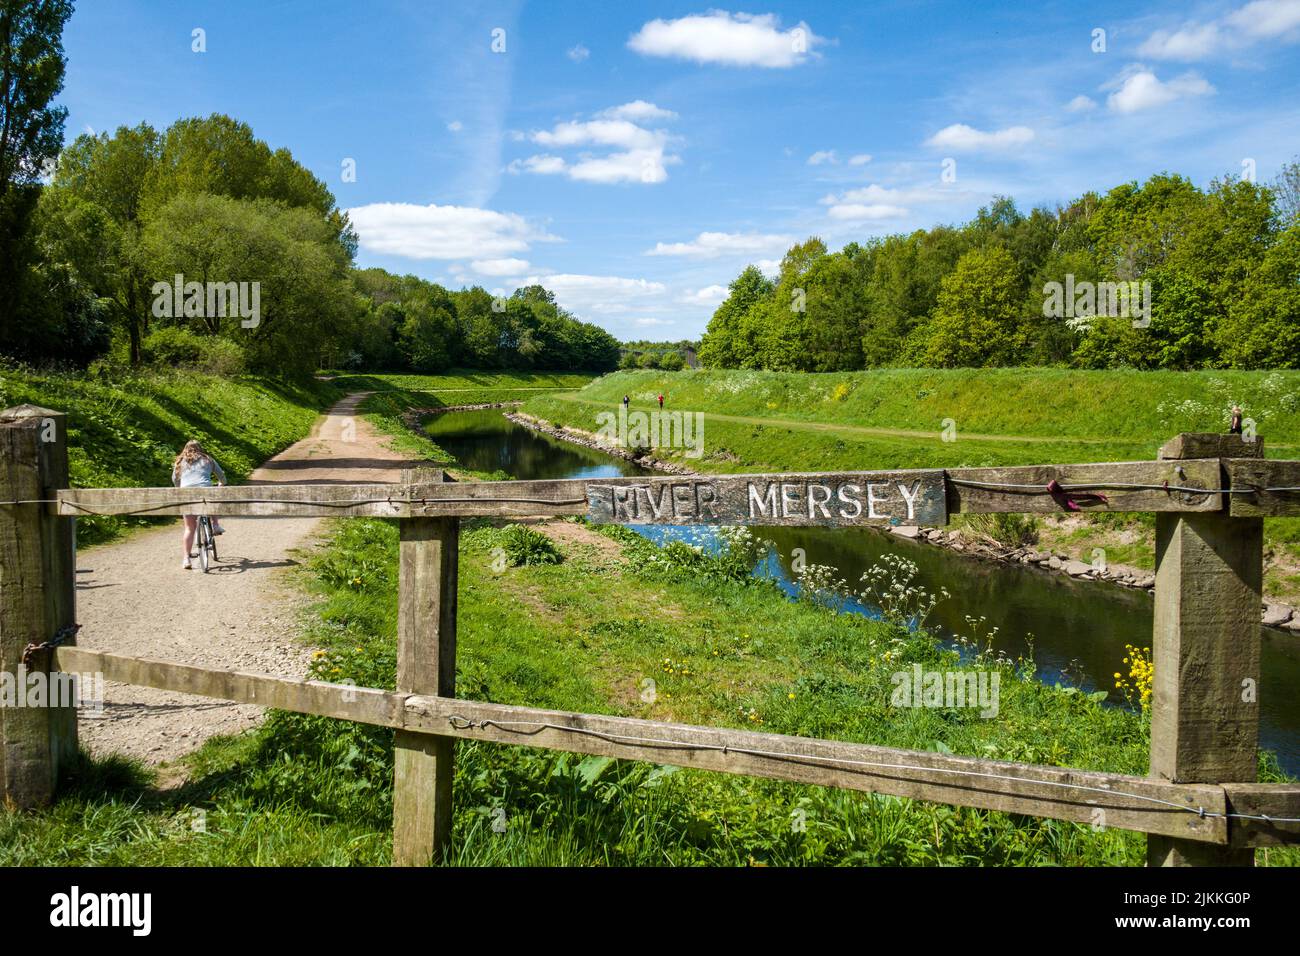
[
  {"x1": 501, "y1": 524, "x2": 563, "y2": 566},
  {"x1": 144, "y1": 327, "x2": 245, "y2": 375}
]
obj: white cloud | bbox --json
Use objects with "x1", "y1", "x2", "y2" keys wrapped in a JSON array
[
  {"x1": 508, "y1": 154, "x2": 567, "y2": 175},
  {"x1": 826, "y1": 203, "x2": 909, "y2": 221},
  {"x1": 645, "y1": 230, "x2": 795, "y2": 258},
  {"x1": 818, "y1": 182, "x2": 960, "y2": 221},
  {"x1": 684, "y1": 284, "x2": 729, "y2": 304},
  {"x1": 1140, "y1": 1, "x2": 1300, "y2": 60},
  {"x1": 634, "y1": 317, "x2": 674, "y2": 327},
  {"x1": 471, "y1": 258, "x2": 531, "y2": 276},
  {"x1": 848, "y1": 153, "x2": 872, "y2": 165},
  {"x1": 523, "y1": 273, "x2": 667, "y2": 316},
  {"x1": 1138, "y1": 23, "x2": 1223, "y2": 60},
  {"x1": 628, "y1": 11, "x2": 824, "y2": 68},
  {"x1": 754, "y1": 258, "x2": 781, "y2": 275},
  {"x1": 925, "y1": 123, "x2": 1035, "y2": 152},
  {"x1": 1066, "y1": 95, "x2": 1097, "y2": 112},
  {"x1": 807, "y1": 150, "x2": 838, "y2": 165},
  {"x1": 346, "y1": 202, "x2": 556, "y2": 261},
  {"x1": 567, "y1": 43, "x2": 590, "y2": 62},
  {"x1": 1105, "y1": 69, "x2": 1214, "y2": 113},
  {"x1": 598, "y1": 100, "x2": 678, "y2": 122},
  {"x1": 447, "y1": 120, "x2": 463, "y2": 132},
  {"x1": 1227, "y1": 0, "x2": 1300, "y2": 38},
  {"x1": 514, "y1": 105, "x2": 680, "y2": 185}
]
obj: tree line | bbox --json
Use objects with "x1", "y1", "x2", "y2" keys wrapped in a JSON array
[
  {"x1": 0, "y1": 2, "x2": 619, "y2": 377},
  {"x1": 699, "y1": 171, "x2": 1300, "y2": 372}
]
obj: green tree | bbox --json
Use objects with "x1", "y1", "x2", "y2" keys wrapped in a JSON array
[{"x1": 917, "y1": 245, "x2": 1025, "y2": 367}]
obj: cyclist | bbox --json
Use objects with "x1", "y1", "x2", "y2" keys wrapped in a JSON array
[{"x1": 172, "y1": 440, "x2": 227, "y2": 570}]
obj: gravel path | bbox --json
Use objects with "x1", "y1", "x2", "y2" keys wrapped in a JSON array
[{"x1": 75, "y1": 392, "x2": 410, "y2": 765}]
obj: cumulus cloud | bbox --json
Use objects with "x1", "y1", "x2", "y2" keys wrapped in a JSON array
[
  {"x1": 807, "y1": 150, "x2": 838, "y2": 165},
  {"x1": 522, "y1": 273, "x2": 667, "y2": 316},
  {"x1": 848, "y1": 153, "x2": 872, "y2": 165},
  {"x1": 598, "y1": 100, "x2": 678, "y2": 122},
  {"x1": 567, "y1": 43, "x2": 590, "y2": 62},
  {"x1": 924, "y1": 123, "x2": 1035, "y2": 152},
  {"x1": 1105, "y1": 68, "x2": 1214, "y2": 113},
  {"x1": 645, "y1": 230, "x2": 795, "y2": 258},
  {"x1": 446, "y1": 120, "x2": 463, "y2": 132},
  {"x1": 1066, "y1": 95, "x2": 1097, "y2": 112},
  {"x1": 1139, "y1": 1, "x2": 1300, "y2": 60},
  {"x1": 628, "y1": 11, "x2": 824, "y2": 68},
  {"x1": 684, "y1": 284, "x2": 730, "y2": 304},
  {"x1": 346, "y1": 202, "x2": 555, "y2": 261},
  {"x1": 510, "y1": 103, "x2": 680, "y2": 184},
  {"x1": 471, "y1": 258, "x2": 531, "y2": 276},
  {"x1": 818, "y1": 183, "x2": 957, "y2": 222}
]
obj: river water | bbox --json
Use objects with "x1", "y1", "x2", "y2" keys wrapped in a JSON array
[{"x1": 427, "y1": 408, "x2": 1300, "y2": 774}]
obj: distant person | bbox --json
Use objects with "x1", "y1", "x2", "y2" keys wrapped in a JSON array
[
  {"x1": 622, "y1": 394, "x2": 629, "y2": 412},
  {"x1": 172, "y1": 440, "x2": 227, "y2": 570},
  {"x1": 1229, "y1": 405, "x2": 1243, "y2": 435},
  {"x1": 657, "y1": 393, "x2": 664, "y2": 409}
]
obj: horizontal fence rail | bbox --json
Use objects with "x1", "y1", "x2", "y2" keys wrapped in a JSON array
[
  {"x1": 57, "y1": 645, "x2": 1297, "y2": 847},
  {"x1": 37, "y1": 456, "x2": 1300, "y2": 523}
]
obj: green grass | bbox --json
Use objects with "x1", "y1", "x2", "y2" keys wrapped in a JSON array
[
  {"x1": 4, "y1": 515, "x2": 1295, "y2": 866},
  {"x1": 0, "y1": 365, "x2": 343, "y2": 546},
  {"x1": 327, "y1": 369, "x2": 595, "y2": 408}
]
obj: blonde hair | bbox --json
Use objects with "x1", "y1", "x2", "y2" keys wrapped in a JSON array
[{"x1": 173, "y1": 440, "x2": 210, "y2": 473}]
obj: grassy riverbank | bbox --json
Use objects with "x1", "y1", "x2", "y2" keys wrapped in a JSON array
[
  {"x1": 0, "y1": 364, "x2": 343, "y2": 546},
  {"x1": 2, "y1": 378, "x2": 1294, "y2": 867},
  {"x1": 519, "y1": 368, "x2": 1300, "y2": 606}
]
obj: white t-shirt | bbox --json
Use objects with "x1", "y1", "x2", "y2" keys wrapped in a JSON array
[{"x1": 172, "y1": 455, "x2": 226, "y2": 488}]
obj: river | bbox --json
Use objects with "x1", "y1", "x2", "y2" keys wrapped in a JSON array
[{"x1": 426, "y1": 407, "x2": 1300, "y2": 775}]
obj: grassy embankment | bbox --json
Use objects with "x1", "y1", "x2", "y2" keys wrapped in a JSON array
[
  {"x1": 0, "y1": 365, "x2": 344, "y2": 546},
  {"x1": 3, "y1": 370, "x2": 1294, "y2": 866},
  {"x1": 327, "y1": 370, "x2": 596, "y2": 410},
  {"x1": 521, "y1": 368, "x2": 1300, "y2": 602}
]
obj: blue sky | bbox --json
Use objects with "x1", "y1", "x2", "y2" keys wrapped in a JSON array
[{"x1": 58, "y1": 1, "x2": 1300, "y2": 340}]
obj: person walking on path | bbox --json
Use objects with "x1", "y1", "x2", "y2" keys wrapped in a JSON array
[
  {"x1": 657, "y1": 393, "x2": 664, "y2": 409},
  {"x1": 1230, "y1": 405, "x2": 1243, "y2": 434},
  {"x1": 622, "y1": 394, "x2": 630, "y2": 412}
]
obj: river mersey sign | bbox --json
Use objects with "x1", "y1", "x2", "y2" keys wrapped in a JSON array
[{"x1": 586, "y1": 471, "x2": 947, "y2": 527}]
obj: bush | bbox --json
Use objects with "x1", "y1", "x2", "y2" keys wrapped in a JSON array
[
  {"x1": 143, "y1": 327, "x2": 246, "y2": 375},
  {"x1": 501, "y1": 524, "x2": 563, "y2": 566}
]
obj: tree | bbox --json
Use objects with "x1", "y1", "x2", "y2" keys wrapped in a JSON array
[
  {"x1": 43, "y1": 124, "x2": 161, "y2": 362},
  {"x1": 698, "y1": 265, "x2": 774, "y2": 368},
  {"x1": 0, "y1": 0, "x2": 73, "y2": 356},
  {"x1": 0, "y1": 0, "x2": 71, "y2": 189},
  {"x1": 917, "y1": 245, "x2": 1025, "y2": 367},
  {"x1": 1213, "y1": 224, "x2": 1300, "y2": 369}
]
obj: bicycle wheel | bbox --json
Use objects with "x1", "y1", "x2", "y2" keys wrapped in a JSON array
[{"x1": 197, "y1": 517, "x2": 211, "y2": 572}]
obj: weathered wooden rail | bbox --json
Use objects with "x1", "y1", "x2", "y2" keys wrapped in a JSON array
[{"x1": 2, "y1": 404, "x2": 1299, "y2": 867}]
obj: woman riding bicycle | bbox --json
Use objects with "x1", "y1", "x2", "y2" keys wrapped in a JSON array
[{"x1": 172, "y1": 440, "x2": 226, "y2": 570}]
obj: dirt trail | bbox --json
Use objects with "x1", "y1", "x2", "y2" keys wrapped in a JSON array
[{"x1": 75, "y1": 392, "x2": 410, "y2": 765}]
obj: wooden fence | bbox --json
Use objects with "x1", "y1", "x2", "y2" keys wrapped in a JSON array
[{"x1": 3, "y1": 403, "x2": 1300, "y2": 867}]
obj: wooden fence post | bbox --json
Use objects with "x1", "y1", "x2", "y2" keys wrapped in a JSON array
[
  {"x1": 0, "y1": 405, "x2": 77, "y2": 808},
  {"x1": 392, "y1": 467, "x2": 459, "y2": 866},
  {"x1": 1148, "y1": 433, "x2": 1264, "y2": 866}
]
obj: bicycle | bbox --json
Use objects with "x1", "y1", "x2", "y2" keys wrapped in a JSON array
[{"x1": 195, "y1": 514, "x2": 219, "y2": 572}]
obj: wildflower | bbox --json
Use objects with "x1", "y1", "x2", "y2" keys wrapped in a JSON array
[{"x1": 787, "y1": 693, "x2": 795, "y2": 700}]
